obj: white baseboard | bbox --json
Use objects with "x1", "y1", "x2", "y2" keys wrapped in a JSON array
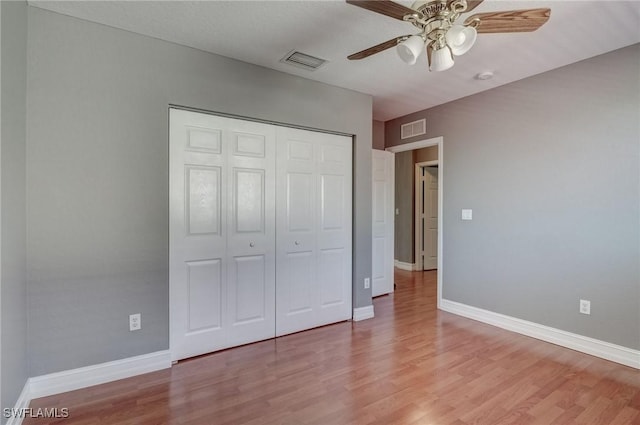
[
  {"x1": 440, "y1": 299, "x2": 640, "y2": 369},
  {"x1": 394, "y1": 260, "x2": 416, "y2": 271},
  {"x1": 5, "y1": 381, "x2": 31, "y2": 425},
  {"x1": 353, "y1": 305, "x2": 375, "y2": 321},
  {"x1": 28, "y1": 350, "x2": 172, "y2": 400}
]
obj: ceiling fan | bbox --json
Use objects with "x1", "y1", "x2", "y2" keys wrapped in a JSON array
[{"x1": 346, "y1": 0, "x2": 551, "y2": 71}]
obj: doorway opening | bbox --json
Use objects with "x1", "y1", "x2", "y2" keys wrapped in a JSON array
[{"x1": 386, "y1": 137, "x2": 443, "y2": 309}]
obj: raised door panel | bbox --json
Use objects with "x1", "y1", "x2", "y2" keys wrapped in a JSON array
[
  {"x1": 372, "y1": 180, "x2": 386, "y2": 226},
  {"x1": 318, "y1": 248, "x2": 346, "y2": 307},
  {"x1": 282, "y1": 251, "x2": 315, "y2": 314},
  {"x1": 287, "y1": 172, "x2": 313, "y2": 232},
  {"x1": 234, "y1": 132, "x2": 266, "y2": 158},
  {"x1": 186, "y1": 166, "x2": 221, "y2": 236},
  {"x1": 233, "y1": 169, "x2": 265, "y2": 234},
  {"x1": 186, "y1": 259, "x2": 223, "y2": 332},
  {"x1": 372, "y1": 236, "x2": 385, "y2": 282},
  {"x1": 187, "y1": 127, "x2": 222, "y2": 153},
  {"x1": 320, "y1": 174, "x2": 345, "y2": 231},
  {"x1": 228, "y1": 254, "x2": 271, "y2": 346},
  {"x1": 232, "y1": 255, "x2": 267, "y2": 323}
]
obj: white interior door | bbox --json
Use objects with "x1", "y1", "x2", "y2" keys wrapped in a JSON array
[
  {"x1": 423, "y1": 166, "x2": 438, "y2": 270},
  {"x1": 276, "y1": 127, "x2": 352, "y2": 336},
  {"x1": 372, "y1": 150, "x2": 394, "y2": 297},
  {"x1": 170, "y1": 109, "x2": 276, "y2": 361}
]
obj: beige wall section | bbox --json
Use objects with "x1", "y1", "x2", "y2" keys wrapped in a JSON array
[
  {"x1": 394, "y1": 150, "x2": 414, "y2": 264},
  {"x1": 415, "y1": 145, "x2": 438, "y2": 163},
  {"x1": 372, "y1": 120, "x2": 385, "y2": 150}
]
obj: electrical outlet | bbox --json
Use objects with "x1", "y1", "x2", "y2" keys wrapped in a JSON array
[
  {"x1": 579, "y1": 300, "x2": 591, "y2": 315},
  {"x1": 364, "y1": 278, "x2": 370, "y2": 289},
  {"x1": 129, "y1": 313, "x2": 141, "y2": 331}
]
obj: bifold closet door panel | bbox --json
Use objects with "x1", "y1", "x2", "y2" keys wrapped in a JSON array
[
  {"x1": 170, "y1": 109, "x2": 276, "y2": 361},
  {"x1": 275, "y1": 127, "x2": 353, "y2": 337},
  {"x1": 315, "y1": 134, "x2": 353, "y2": 326},
  {"x1": 225, "y1": 119, "x2": 276, "y2": 348}
]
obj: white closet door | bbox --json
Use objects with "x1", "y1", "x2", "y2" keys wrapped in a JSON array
[
  {"x1": 170, "y1": 109, "x2": 276, "y2": 361},
  {"x1": 276, "y1": 127, "x2": 352, "y2": 336}
]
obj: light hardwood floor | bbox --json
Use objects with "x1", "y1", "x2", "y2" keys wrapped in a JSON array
[{"x1": 26, "y1": 269, "x2": 640, "y2": 424}]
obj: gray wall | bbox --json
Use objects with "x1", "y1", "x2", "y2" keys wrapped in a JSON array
[
  {"x1": 386, "y1": 44, "x2": 640, "y2": 350},
  {"x1": 27, "y1": 7, "x2": 373, "y2": 376},
  {"x1": 1, "y1": 0, "x2": 28, "y2": 418},
  {"x1": 394, "y1": 151, "x2": 414, "y2": 264},
  {"x1": 372, "y1": 120, "x2": 385, "y2": 150}
]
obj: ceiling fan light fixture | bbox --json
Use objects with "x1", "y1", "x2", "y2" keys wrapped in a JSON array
[
  {"x1": 346, "y1": 1, "x2": 552, "y2": 74},
  {"x1": 445, "y1": 25, "x2": 477, "y2": 56},
  {"x1": 429, "y1": 45, "x2": 454, "y2": 71},
  {"x1": 397, "y1": 35, "x2": 425, "y2": 65}
]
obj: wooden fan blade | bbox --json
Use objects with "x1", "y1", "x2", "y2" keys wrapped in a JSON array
[
  {"x1": 348, "y1": 36, "x2": 409, "y2": 60},
  {"x1": 464, "y1": 8, "x2": 551, "y2": 33},
  {"x1": 346, "y1": 0, "x2": 419, "y2": 21},
  {"x1": 464, "y1": 0, "x2": 484, "y2": 13}
]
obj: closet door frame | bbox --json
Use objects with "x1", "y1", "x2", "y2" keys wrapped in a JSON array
[{"x1": 169, "y1": 106, "x2": 354, "y2": 361}]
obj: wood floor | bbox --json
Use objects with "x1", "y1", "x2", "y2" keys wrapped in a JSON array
[{"x1": 27, "y1": 269, "x2": 640, "y2": 425}]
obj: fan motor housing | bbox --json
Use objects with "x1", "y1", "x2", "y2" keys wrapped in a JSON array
[{"x1": 412, "y1": 0, "x2": 449, "y2": 19}]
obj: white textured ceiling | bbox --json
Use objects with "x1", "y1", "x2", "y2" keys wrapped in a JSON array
[{"x1": 30, "y1": 0, "x2": 640, "y2": 121}]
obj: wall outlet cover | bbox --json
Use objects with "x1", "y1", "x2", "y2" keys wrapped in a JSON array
[
  {"x1": 129, "y1": 313, "x2": 141, "y2": 331},
  {"x1": 579, "y1": 300, "x2": 591, "y2": 315}
]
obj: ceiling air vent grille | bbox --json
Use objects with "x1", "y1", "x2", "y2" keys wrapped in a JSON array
[
  {"x1": 280, "y1": 50, "x2": 328, "y2": 71},
  {"x1": 401, "y1": 119, "x2": 426, "y2": 139}
]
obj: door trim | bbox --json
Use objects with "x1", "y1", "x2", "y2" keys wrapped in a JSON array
[
  {"x1": 386, "y1": 137, "x2": 443, "y2": 309},
  {"x1": 169, "y1": 107, "x2": 354, "y2": 360},
  {"x1": 169, "y1": 104, "x2": 353, "y2": 138},
  {"x1": 414, "y1": 160, "x2": 438, "y2": 272}
]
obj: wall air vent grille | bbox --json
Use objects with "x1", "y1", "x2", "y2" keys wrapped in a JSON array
[
  {"x1": 280, "y1": 50, "x2": 328, "y2": 71},
  {"x1": 401, "y1": 119, "x2": 426, "y2": 139}
]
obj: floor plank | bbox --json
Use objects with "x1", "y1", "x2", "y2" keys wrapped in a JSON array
[{"x1": 25, "y1": 269, "x2": 640, "y2": 424}]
